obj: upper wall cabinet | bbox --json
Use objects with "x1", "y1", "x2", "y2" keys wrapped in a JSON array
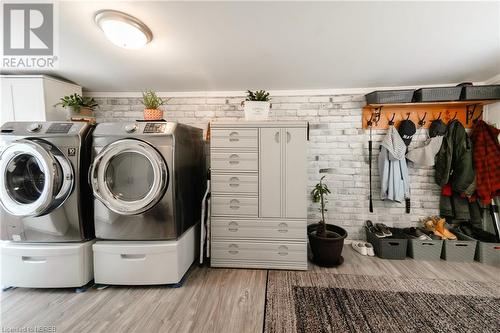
[{"x1": 1, "y1": 75, "x2": 81, "y2": 125}]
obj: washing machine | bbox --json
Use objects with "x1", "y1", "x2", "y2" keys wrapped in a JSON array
[
  {"x1": 90, "y1": 121, "x2": 206, "y2": 285},
  {"x1": 0, "y1": 121, "x2": 95, "y2": 288}
]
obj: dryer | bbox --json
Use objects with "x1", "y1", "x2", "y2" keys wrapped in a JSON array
[{"x1": 90, "y1": 121, "x2": 206, "y2": 240}]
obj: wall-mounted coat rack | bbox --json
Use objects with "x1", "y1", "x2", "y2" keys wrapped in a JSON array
[{"x1": 362, "y1": 100, "x2": 499, "y2": 129}]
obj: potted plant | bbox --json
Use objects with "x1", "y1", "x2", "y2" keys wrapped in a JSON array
[
  {"x1": 55, "y1": 94, "x2": 98, "y2": 119},
  {"x1": 142, "y1": 90, "x2": 169, "y2": 120},
  {"x1": 308, "y1": 175, "x2": 348, "y2": 266},
  {"x1": 242, "y1": 89, "x2": 271, "y2": 120}
]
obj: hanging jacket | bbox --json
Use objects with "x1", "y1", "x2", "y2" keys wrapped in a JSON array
[
  {"x1": 378, "y1": 126, "x2": 410, "y2": 203},
  {"x1": 471, "y1": 120, "x2": 500, "y2": 204},
  {"x1": 435, "y1": 120, "x2": 475, "y2": 197}
]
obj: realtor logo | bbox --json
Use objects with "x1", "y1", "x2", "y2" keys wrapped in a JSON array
[{"x1": 2, "y1": 2, "x2": 58, "y2": 69}]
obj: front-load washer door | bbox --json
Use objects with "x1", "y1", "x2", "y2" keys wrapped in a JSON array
[
  {"x1": 0, "y1": 139, "x2": 74, "y2": 217},
  {"x1": 90, "y1": 139, "x2": 168, "y2": 215}
]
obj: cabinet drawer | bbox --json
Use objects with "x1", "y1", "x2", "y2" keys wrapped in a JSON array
[
  {"x1": 211, "y1": 129, "x2": 258, "y2": 148},
  {"x1": 212, "y1": 173, "x2": 258, "y2": 194},
  {"x1": 211, "y1": 152, "x2": 258, "y2": 171},
  {"x1": 211, "y1": 219, "x2": 306, "y2": 240},
  {"x1": 211, "y1": 240, "x2": 307, "y2": 263},
  {"x1": 212, "y1": 196, "x2": 258, "y2": 216}
]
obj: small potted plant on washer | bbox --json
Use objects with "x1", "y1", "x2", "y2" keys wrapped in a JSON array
[
  {"x1": 242, "y1": 89, "x2": 271, "y2": 120},
  {"x1": 142, "y1": 90, "x2": 169, "y2": 120},
  {"x1": 308, "y1": 175, "x2": 348, "y2": 266},
  {"x1": 55, "y1": 93, "x2": 98, "y2": 119}
]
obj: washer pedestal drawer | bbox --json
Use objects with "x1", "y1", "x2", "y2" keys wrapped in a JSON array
[
  {"x1": 93, "y1": 225, "x2": 197, "y2": 285},
  {"x1": 211, "y1": 240, "x2": 307, "y2": 270},
  {"x1": 1, "y1": 240, "x2": 94, "y2": 288}
]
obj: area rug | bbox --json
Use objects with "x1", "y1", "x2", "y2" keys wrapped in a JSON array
[{"x1": 264, "y1": 272, "x2": 500, "y2": 333}]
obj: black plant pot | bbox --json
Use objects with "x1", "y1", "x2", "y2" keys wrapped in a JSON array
[{"x1": 308, "y1": 223, "x2": 348, "y2": 267}]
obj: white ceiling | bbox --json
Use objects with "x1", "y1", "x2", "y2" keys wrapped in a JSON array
[{"x1": 6, "y1": 1, "x2": 500, "y2": 92}]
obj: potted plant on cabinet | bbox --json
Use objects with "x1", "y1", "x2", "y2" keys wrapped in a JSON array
[
  {"x1": 142, "y1": 90, "x2": 169, "y2": 120},
  {"x1": 242, "y1": 89, "x2": 271, "y2": 120},
  {"x1": 308, "y1": 175, "x2": 348, "y2": 266},
  {"x1": 55, "y1": 94, "x2": 98, "y2": 119}
]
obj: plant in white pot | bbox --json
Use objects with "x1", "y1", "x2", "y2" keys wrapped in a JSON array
[
  {"x1": 55, "y1": 94, "x2": 98, "y2": 119},
  {"x1": 142, "y1": 90, "x2": 169, "y2": 120},
  {"x1": 242, "y1": 90, "x2": 271, "y2": 120}
]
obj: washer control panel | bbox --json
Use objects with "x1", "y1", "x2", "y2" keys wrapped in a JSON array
[{"x1": 143, "y1": 123, "x2": 167, "y2": 133}]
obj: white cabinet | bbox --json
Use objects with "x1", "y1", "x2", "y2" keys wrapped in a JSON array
[
  {"x1": 1, "y1": 75, "x2": 81, "y2": 125},
  {"x1": 210, "y1": 121, "x2": 308, "y2": 270}
]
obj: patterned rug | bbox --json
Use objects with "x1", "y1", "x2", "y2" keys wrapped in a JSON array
[{"x1": 264, "y1": 272, "x2": 500, "y2": 333}]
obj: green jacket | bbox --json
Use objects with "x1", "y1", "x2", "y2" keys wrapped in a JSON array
[{"x1": 435, "y1": 120, "x2": 476, "y2": 196}]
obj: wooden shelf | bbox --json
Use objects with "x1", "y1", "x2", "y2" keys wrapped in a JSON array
[
  {"x1": 362, "y1": 100, "x2": 500, "y2": 130},
  {"x1": 365, "y1": 100, "x2": 500, "y2": 109}
]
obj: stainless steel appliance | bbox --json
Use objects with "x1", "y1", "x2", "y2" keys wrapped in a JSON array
[
  {"x1": 0, "y1": 121, "x2": 94, "y2": 242},
  {"x1": 90, "y1": 121, "x2": 206, "y2": 240}
]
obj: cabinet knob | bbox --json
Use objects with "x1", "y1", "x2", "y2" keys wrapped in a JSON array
[
  {"x1": 229, "y1": 154, "x2": 239, "y2": 164},
  {"x1": 229, "y1": 132, "x2": 239, "y2": 142},
  {"x1": 228, "y1": 244, "x2": 239, "y2": 255},
  {"x1": 274, "y1": 132, "x2": 280, "y2": 143},
  {"x1": 286, "y1": 131, "x2": 291, "y2": 143},
  {"x1": 229, "y1": 177, "x2": 240, "y2": 187},
  {"x1": 278, "y1": 223, "x2": 288, "y2": 233},
  {"x1": 228, "y1": 221, "x2": 239, "y2": 232},
  {"x1": 229, "y1": 199, "x2": 240, "y2": 209},
  {"x1": 278, "y1": 245, "x2": 289, "y2": 256}
]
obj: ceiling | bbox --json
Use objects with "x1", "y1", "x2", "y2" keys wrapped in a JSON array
[{"x1": 4, "y1": 1, "x2": 500, "y2": 92}]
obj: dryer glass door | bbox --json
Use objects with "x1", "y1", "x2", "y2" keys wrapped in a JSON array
[
  {"x1": 91, "y1": 139, "x2": 168, "y2": 215},
  {"x1": 0, "y1": 139, "x2": 74, "y2": 217}
]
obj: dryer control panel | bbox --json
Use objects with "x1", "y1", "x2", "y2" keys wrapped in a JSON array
[{"x1": 143, "y1": 123, "x2": 167, "y2": 133}]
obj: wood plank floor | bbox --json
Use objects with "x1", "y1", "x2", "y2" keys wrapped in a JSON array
[{"x1": 2, "y1": 245, "x2": 500, "y2": 333}]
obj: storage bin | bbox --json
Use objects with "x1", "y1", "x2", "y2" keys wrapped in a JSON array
[
  {"x1": 460, "y1": 85, "x2": 500, "y2": 101},
  {"x1": 365, "y1": 227, "x2": 408, "y2": 260},
  {"x1": 407, "y1": 239, "x2": 443, "y2": 261},
  {"x1": 441, "y1": 233, "x2": 477, "y2": 262},
  {"x1": 454, "y1": 230, "x2": 500, "y2": 265},
  {"x1": 413, "y1": 87, "x2": 463, "y2": 102},
  {"x1": 365, "y1": 90, "x2": 414, "y2": 104}
]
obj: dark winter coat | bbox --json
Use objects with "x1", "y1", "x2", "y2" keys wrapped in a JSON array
[{"x1": 435, "y1": 120, "x2": 475, "y2": 197}]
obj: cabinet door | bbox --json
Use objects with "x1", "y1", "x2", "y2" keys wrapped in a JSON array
[
  {"x1": 259, "y1": 128, "x2": 282, "y2": 218},
  {"x1": 284, "y1": 127, "x2": 307, "y2": 218},
  {"x1": 9, "y1": 78, "x2": 45, "y2": 121}
]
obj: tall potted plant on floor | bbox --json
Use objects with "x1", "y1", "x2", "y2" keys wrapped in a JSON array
[
  {"x1": 55, "y1": 94, "x2": 98, "y2": 119},
  {"x1": 308, "y1": 175, "x2": 348, "y2": 266}
]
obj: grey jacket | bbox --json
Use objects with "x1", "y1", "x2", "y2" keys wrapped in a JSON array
[{"x1": 378, "y1": 126, "x2": 410, "y2": 203}]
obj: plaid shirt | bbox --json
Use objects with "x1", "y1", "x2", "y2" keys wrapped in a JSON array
[{"x1": 471, "y1": 120, "x2": 500, "y2": 204}]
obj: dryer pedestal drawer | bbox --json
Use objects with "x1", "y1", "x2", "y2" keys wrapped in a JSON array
[
  {"x1": 211, "y1": 240, "x2": 307, "y2": 265},
  {"x1": 211, "y1": 196, "x2": 258, "y2": 216},
  {"x1": 211, "y1": 219, "x2": 306, "y2": 240},
  {"x1": 93, "y1": 225, "x2": 196, "y2": 285},
  {"x1": 1, "y1": 240, "x2": 94, "y2": 288}
]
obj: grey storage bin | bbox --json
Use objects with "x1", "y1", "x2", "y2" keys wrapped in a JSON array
[
  {"x1": 461, "y1": 85, "x2": 500, "y2": 100},
  {"x1": 454, "y1": 231, "x2": 500, "y2": 265},
  {"x1": 407, "y1": 239, "x2": 443, "y2": 261},
  {"x1": 441, "y1": 233, "x2": 477, "y2": 262},
  {"x1": 365, "y1": 228, "x2": 407, "y2": 260},
  {"x1": 413, "y1": 87, "x2": 463, "y2": 102},
  {"x1": 365, "y1": 90, "x2": 414, "y2": 104}
]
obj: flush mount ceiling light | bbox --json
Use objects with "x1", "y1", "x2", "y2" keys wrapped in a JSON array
[{"x1": 95, "y1": 10, "x2": 153, "y2": 49}]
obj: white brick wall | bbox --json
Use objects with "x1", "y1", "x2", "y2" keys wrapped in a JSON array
[{"x1": 91, "y1": 93, "x2": 440, "y2": 240}]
